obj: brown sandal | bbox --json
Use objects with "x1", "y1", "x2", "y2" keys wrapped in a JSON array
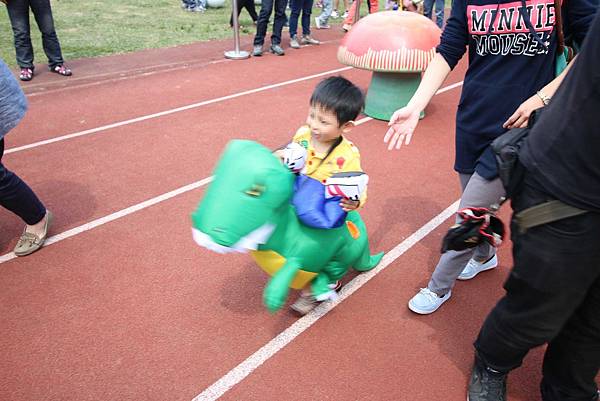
[
  {"x1": 50, "y1": 64, "x2": 72, "y2": 76},
  {"x1": 19, "y1": 68, "x2": 33, "y2": 81}
]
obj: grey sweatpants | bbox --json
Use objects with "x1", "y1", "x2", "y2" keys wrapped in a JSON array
[{"x1": 428, "y1": 172, "x2": 506, "y2": 295}]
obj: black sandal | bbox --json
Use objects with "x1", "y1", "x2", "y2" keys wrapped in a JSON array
[
  {"x1": 19, "y1": 68, "x2": 33, "y2": 81},
  {"x1": 50, "y1": 64, "x2": 72, "y2": 76}
]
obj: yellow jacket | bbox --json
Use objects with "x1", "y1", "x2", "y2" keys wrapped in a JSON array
[{"x1": 292, "y1": 125, "x2": 367, "y2": 206}]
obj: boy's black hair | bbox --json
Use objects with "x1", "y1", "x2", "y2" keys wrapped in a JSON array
[{"x1": 309, "y1": 76, "x2": 364, "y2": 126}]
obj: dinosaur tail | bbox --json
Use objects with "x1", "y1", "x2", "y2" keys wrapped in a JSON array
[{"x1": 354, "y1": 251, "x2": 384, "y2": 272}]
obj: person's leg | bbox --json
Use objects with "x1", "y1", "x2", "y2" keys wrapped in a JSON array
[
  {"x1": 6, "y1": 0, "x2": 34, "y2": 70},
  {"x1": 29, "y1": 0, "x2": 65, "y2": 69},
  {"x1": 300, "y1": 0, "x2": 313, "y2": 36},
  {"x1": 288, "y1": 0, "x2": 302, "y2": 39},
  {"x1": 473, "y1": 177, "x2": 600, "y2": 399},
  {"x1": 434, "y1": 0, "x2": 444, "y2": 28},
  {"x1": 230, "y1": 0, "x2": 243, "y2": 26},
  {"x1": 540, "y1": 275, "x2": 600, "y2": 401},
  {"x1": 342, "y1": 0, "x2": 356, "y2": 29},
  {"x1": 427, "y1": 172, "x2": 505, "y2": 296},
  {"x1": 0, "y1": 139, "x2": 45, "y2": 225},
  {"x1": 270, "y1": 0, "x2": 287, "y2": 46},
  {"x1": 423, "y1": 0, "x2": 433, "y2": 19},
  {"x1": 253, "y1": 0, "x2": 274, "y2": 47},
  {"x1": 368, "y1": 0, "x2": 378, "y2": 12},
  {"x1": 246, "y1": 0, "x2": 259, "y2": 22}
]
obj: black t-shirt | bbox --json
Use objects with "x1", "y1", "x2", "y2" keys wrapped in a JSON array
[{"x1": 520, "y1": 9, "x2": 600, "y2": 212}]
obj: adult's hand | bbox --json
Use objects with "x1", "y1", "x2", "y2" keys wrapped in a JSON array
[
  {"x1": 384, "y1": 105, "x2": 421, "y2": 150},
  {"x1": 503, "y1": 94, "x2": 545, "y2": 129}
]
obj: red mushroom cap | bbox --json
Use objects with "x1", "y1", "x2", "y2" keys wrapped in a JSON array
[{"x1": 338, "y1": 11, "x2": 442, "y2": 72}]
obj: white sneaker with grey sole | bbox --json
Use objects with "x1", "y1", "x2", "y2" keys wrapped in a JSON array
[
  {"x1": 408, "y1": 288, "x2": 452, "y2": 314},
  {"x1": 458, "y1": 254, "x2": 498, "y2": 281}
]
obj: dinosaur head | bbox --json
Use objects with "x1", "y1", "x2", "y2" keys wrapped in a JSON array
[{"x1": 192, "y1": 140, "x2": 294, "y2": 254}]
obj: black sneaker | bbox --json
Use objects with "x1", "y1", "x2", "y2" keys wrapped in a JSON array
[
  {"x1": 270, "y1": 44, "x2": 285, "y2": 56},
  {"x1": 467, "y1": 357, "x2": 507, "y2": 401}
]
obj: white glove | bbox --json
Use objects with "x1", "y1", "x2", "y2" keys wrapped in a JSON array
[
  {"x1": 325, "y1": 172, "x2": 369, "y2": 201},
  {"x1": 282, "y1": 142, "x2": 307, "y2": 173}
]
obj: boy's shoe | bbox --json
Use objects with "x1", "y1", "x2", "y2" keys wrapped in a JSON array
[
  {"x1": 408, "y1": 288, "x2": 451, "y2": 314},
  {"x1": 291, "y1": 281, "x2": 341, "y2": 315},
  {"x1": 14, "y1": 210, "x2": 53, "y2": 257},
  {"x1": 290, "y1": 35, "x2": 301, "y2": 49},
  {"x1": 458, "y1": 254, "x2": 498, "y2": 280},
  {"x1": 331, "y1": 9, "x2": 339, "y2": 17},
  {"x1": 301, "y1": 35, "x2": 320, "y2": 45},
  {"x1": 467, "y1": 357, "x2": 507, "y2": 401},
  {"x1": 342, "y1": 10, "x2": 348, "y2": 18},
  {"x1": 252, "y1": 45, "x2": 263, "y2": 56},
  {"x1": 270, "y1": 44, "x2": 285, "y2": 55}
]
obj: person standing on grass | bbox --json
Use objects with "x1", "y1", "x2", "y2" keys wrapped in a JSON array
[
  {"x1": 4, "y1": 0, "x2": 72, "y2": 81},
  {"x1": 0, "y1": 59, "x2": 53, "y2": 256},
  {"x1": 289, "y1": 0, "x2": 320, "y2": 49},
  {"x1": 181, "y1": 0, "x2": 206, "y2": 12},
  {"x1": 383, "y1": 0, "x2": 597, "y2": 315},
  {"x1": 252, "y1": 0, "x2": 287, "y2": 56}
]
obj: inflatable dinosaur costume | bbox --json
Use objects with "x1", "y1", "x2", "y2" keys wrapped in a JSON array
[{"x1": 191, "y1": 140, "x2": 384, "y2": 312}]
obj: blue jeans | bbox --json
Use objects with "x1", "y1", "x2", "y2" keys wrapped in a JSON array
[
  {"x1": 253, "y1": 0, "x2": 287, "y2": 46},
  {"x1": 6, "y1": 0, "x2": 65, "y2": 69},
  {"x1": 423, "y1": 0, "x2": 444, "y2": 28},
  {"x1": 0, "y1": 139, "x2": 46, "y2": 226},
  {"x1": 316, "y1": 0, "x2": 333, "y2": 25},
  {"x1": 289, "y1": 0, "x2": 314, "y2": 37},
  {"x1": 475, "y1": 174, "x2": 600, "y2": 401}
]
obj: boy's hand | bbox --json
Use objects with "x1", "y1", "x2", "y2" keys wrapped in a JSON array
[{"x1": 340, "y1": 198, "x2": 360, "y2": 211}]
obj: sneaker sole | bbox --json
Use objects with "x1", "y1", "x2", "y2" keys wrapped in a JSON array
[{"x1": 407, "y1": 290, "x2": 451, "y2": 315}]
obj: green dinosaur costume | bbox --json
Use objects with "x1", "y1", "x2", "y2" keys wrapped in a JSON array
[{"x1": 191, "y1": 140, "x2": 384, "y2": 312}]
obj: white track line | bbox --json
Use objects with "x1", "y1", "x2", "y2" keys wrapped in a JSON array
[
  {"x1": 0, "y1": 177, "x2": 211, "y2": 265},
  {"x1": 5, "y1": 66, "x2": 352, "y2": 155},
  {"x1": 0, "y1": 81, "x2": 463, "y2": 264},
  {"x1": 191, "y1": 199, "x2": 460, "y2": 401}
]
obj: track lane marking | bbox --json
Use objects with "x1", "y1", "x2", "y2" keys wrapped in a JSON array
[
  {"x1": 0, "y1": 80, "x2": 464, "y2": 265},
  {"x1": 191, "y1": 199, "x2": 460, "y2": 401}
]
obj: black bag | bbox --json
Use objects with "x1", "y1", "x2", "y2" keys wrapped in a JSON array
[{"x1": 491, "y1": 108, "x2": 543, "y2": 198}]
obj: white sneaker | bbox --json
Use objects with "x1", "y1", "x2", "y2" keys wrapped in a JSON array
[
  {"x1": 458, "y1": 254, "x2": 498, "y2": 281},
  {"x1": 408, "y1": 288, "x2": 452, "y2": 314},
  {"x1": 331, "y1": 9, "x2": 339, "y2": 18}
]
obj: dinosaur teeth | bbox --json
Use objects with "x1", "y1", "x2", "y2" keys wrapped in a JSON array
[{"x1": 192, "y1": 223, "x2": 276, "y2": 254}]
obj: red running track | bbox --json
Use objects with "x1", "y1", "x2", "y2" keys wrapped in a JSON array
[{"x1": 1, "y1": 28, "x2": 547, "y2": 401}]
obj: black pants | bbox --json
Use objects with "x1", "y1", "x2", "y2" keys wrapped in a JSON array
[
  {"x1": 0, "y1": 139, "x2": 46, "y2": 225},
  {"x1": 253, "y1": 0, "x2": 287, "y2": 46},
  {"x1": 230, "y1": 0, "x2": 258, "y2": 26},
  {"x1": 7, "y1": 0, "x2": 65, "y2": 70},
  {"x1": 475, "y1": 174, "x2": 600, "y2": 401}
]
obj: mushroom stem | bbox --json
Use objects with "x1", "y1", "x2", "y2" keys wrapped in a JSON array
[{"x1": 364, "y1": 71, "x2": 425, "y2": 121}]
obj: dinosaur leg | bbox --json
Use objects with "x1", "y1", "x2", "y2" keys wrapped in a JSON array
[
  {"x1": 312, "y1": 261, "x2": 348, "y2": 300},
  {"x1": 354, "y1": 251, "x2": 384, "y2": 272}
]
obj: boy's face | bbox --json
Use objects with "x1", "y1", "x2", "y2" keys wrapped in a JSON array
[{"x1": 306, "y1": 104, "x2": 353, "y2": 146}]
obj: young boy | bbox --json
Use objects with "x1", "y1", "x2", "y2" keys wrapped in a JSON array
[
  {"x1": 284, "y1": 75, "x2": 367, "y2": 211},
  {"x1": 281, "y1": 76, "x2": 368, "y2": 314}
]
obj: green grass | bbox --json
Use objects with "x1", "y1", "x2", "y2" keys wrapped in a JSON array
[
  {"x1": 1, "y1": 1, "x2": 449, "y2": 68},
  {"x1": 0, "y1": 0, "x2": 261, "y2": 68}
]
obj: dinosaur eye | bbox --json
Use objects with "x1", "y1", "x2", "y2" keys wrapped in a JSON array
[{"x1": 245, "y1": 184, "x2": 265, "y2": 197}]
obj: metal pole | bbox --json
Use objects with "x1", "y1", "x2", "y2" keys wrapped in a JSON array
[
  {"x1": 352, "y1": 0, "x2": 362, "y2": 24},
  {"x1": 225, "y1": 0, "x2": 250, "y2": 59}
]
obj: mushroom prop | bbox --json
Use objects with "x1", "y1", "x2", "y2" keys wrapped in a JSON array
[{"x1": 337, "y1": 11, "x2": 441, "y2": 121}]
